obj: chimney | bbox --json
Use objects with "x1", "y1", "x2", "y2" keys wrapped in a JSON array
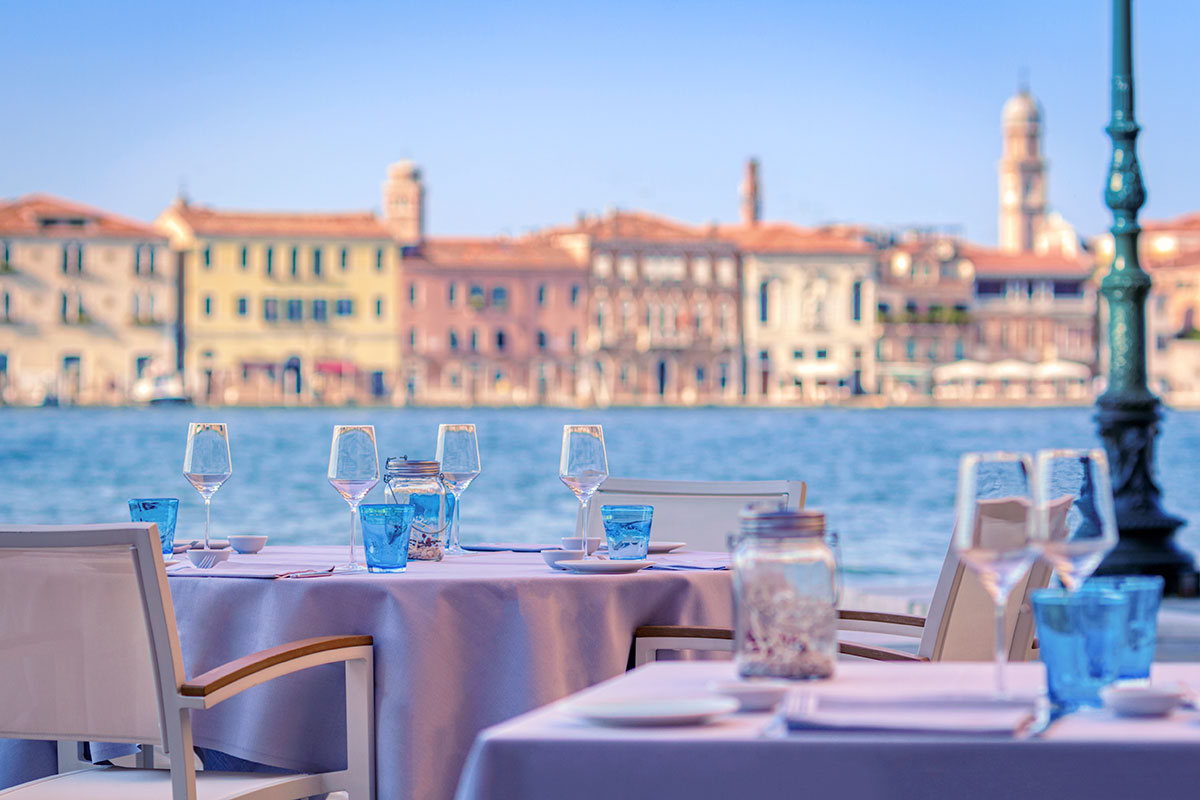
[{"x1": 740, "y1": 158, "x2": 761, "y2": 226}]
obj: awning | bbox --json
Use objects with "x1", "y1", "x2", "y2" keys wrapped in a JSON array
[
  {"x1": 316, "y1": 360, "x2": 358, "y2": 376},
  {"x1": 932, "y1": 360, "x2": 987, "y2": 382},
  {"x1": 988, "y1": 359, "x2": 1035, "y2": 381},
  {"x1": 792, "y1": 361, "x2": 846, "y2": 379},
  {"x1": 1033, "y1": 359, "x2": 1091, "y2": 381}
]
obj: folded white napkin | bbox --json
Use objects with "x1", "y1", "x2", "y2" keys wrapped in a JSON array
[
  {"x1": 166, "y1": 562, "x2": 335, "y2": 579},
  {"x1": 783, "y1": 691, "x2": 1037, "y2": 736},
  {"x1": 646, "y1": 553, "x2": 730, "y2": 571}
]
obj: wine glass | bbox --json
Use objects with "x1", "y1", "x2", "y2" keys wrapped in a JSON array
[
  {"x1": 182, "y1": 423, "x2": 232, "y2": 550},
  {"x1": 952, "y1": 451, "x2": 1038, "y2": 698},
  {"x1": 437, "y1": 423, "x2": 480, "y2": 557},
  {"x1": 328, "y1": 425, "x2": 380, "y2": 572},
  {"x1": 1033, "y1": 448, "x2": 1118, "y2": 591},
  {"x1": 559, "y1": 425, "x2": 609, "y2": 560}
]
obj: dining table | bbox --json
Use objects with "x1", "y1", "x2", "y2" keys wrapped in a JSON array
[
  {"x1": 456, "y1": 660, "x2": 1200, "y2": 800},
  {"x1": 0, "y1": 545, "x2": 731, "y2": 800}
]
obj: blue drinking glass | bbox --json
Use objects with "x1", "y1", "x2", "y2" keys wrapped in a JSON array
[
  {"x1": 600, "y1": 505, "x2": 653, "y2": 560},
  {"x1": 1084, "y1": 575, "x2": 1164, "y2": 684},
  {"x1": 1032, "y1": 587, "x2": 1129, "y2": 711},
  {"x1": 129, "y1": 498, "x2": 179, "y2": 556},
  {"x1": 359, "y1": 503, "x2": 415, "y2": 573}
]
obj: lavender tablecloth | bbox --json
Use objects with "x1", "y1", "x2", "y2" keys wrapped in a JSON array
[
  {"x1": 0, "y1": 545, "x2": 731, "y2": 800},
  {"x1": 457, "y1": 661, "x2": 1200, "y2": 800}
]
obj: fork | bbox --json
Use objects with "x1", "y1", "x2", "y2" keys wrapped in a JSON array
[{"x1": 193, "y1": 552, "x2": 220, "y2": 569}]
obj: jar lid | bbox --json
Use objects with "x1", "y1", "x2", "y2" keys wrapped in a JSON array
[
  {"x1": 738, "y1": 506, "x2": 825, "y2": 537},
  {"x1": 384, "y1": 456, "x2": 440, "y2": 476}
]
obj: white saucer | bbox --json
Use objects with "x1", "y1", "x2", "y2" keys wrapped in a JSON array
[
  {"x1": 648, "y1": 541, "x2": 686, "y2": 554},
  {"x1": 706, "y1": 679, "x2": 790, "y2": 712},
  {"x1": 559, "y1": 559, "x2": 653, "y2": 574},
  {"x1": 1101, "y1": 685, "x2": 1184, "y2": 718},
  {"x1": 565, "y1": 695, "x2": 739, "y2": 727}
]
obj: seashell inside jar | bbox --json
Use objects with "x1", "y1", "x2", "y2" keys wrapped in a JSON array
[{"x1": 382, "y1": 457, "x2": 447, "y2": 561}]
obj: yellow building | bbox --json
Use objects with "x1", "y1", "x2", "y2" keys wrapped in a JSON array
[
  {"x1": 156, "y1": 199, "x2": 401, "y2": 405},
  {"x1": 0, "y1": 195, "x2": 175, "y2": 405}
]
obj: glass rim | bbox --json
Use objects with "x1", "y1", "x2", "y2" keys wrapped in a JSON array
[
  {"x1": 601, "y1": 504, "x2": 653, "y2": 513},
  {"x1": 129, "y1": 497, "x2": 179, "y2": 505},
  {"x1": 1084, "y1": 574, "x2": 1165, "y2": 588},
  {"x1": 359, "y1": 503, "x2": 415, "y2": 514},
  {"x1": 1031, "y1": 587, "x2": 1128, "y2": 605}
]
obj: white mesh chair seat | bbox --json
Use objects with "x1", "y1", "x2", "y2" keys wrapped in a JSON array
[{"x1": 0, "y1": 524, "x2": 375, "y2": 800}]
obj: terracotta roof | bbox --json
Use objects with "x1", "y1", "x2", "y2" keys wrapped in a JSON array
[
  {"x1": 1146, "y1": 248, "x2": 1200, "y2": 271},
  {"x1": 166, "y1": 202, "x2": 390, "y2": 239},
  {"x1": 406, "y1": 237, "x2": 585, "y2": 272},
  {"x1": 0, "y1": 194, "x2": 163, "y2": 239},
  {"x1": 961, "y1": 245, "x2": 1092, "y2": 278},
  {"x1": 543, "y1": 210, "x2": 728, "y2": 244},
  {"x1": 1143, "y1": 212, "x2": 1200, "y2": 233},
  {"x1": 718, "y1": 222, "x2": 872, "y2": 255}
]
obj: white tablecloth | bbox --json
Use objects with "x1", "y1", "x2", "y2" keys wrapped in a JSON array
[
  {"x1": 457, "y1": 661, "x2": 1200, "y2": 800},
  {"x1": 0, "y1": 545, "x2": 731, "y2": 800}
]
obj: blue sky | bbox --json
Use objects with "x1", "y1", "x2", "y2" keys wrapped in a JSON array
[{"x1": 3, "y1": 0, "x2": 1199, "y2": 244}]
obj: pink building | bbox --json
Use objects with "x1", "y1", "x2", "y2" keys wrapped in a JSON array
[{"x1": 398, "y1": 237, "x2": 587, "y2": 405}]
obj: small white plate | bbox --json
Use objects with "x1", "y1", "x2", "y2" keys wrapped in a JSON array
[
  {"x1": 648, "y1": 541, "x2": 687, "y2": 554},
  {"x1": 706, "y1": 679, "x2": 790, "y2": 712},
  {"x1": 1101, "y1": 685, "x2": 1183, "y2": 718},
  {"x1": 566, "y1": 695, "x2": 739, "y2": 727},
  {"x1": 559, "y1": 559, "x2": 653, "y2": 574}
]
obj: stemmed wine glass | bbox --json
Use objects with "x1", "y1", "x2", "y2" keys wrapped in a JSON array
[
  {"x1": 182, "y1": 423, "x2": 232, "y2": 550},
  {"x1": 952, "y1": 451, "x2": 1038, "y2": 698},
  {"x1": 437, "y1": 424, "x2": 481, "y2": 556},
  {"x1": 559, "y1": 425, "x2": 608, "y2": 560},
  {"x1": 1032, "y1": 448, "x2": 1118, "y2": 591},
  {"x1": 328, "y1": 425, "x2": 380, "y2": 573}
]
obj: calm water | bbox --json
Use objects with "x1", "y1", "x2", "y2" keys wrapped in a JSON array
[{"x1": 3, "y1": 406, "x2": 1200, "y2": 587}]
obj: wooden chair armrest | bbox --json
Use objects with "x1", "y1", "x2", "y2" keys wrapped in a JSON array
[
  {"x1": 634, "y1": 625, "x2": 733, "y2": 640},
  {"x1": 838, "y1": 609, "x2": 926, "y2": 628},
  {"x1": 838, "y1": 641, "x2": 927, "y2": 662},
  {"x1": 181, "y1": 635, "x2": 372, "y2": 699}
]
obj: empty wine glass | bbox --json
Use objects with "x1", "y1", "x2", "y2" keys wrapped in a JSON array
[
  {"x1": 437, "y1": 423, "x2": 480, "y2": 556},
  {"x1": 182, "y1": 423, "x2": 232, "y2": 550},
  {"x1": 559, "y1": 425, "x2": 608, "y2": 560},
  {"x1": 952, "y1": 451, "x2": 1038, "y2": 698},
  {"x1": 1033, "y1": 448, "x2": 1118, "y2": 591},
  {"x1": 328, "y1": 425, "x2": 380, "y2": 573}
]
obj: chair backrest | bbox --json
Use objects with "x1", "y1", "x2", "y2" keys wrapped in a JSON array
[
  {"x1": 580, "y1": 478, "x2": 807, "y2": 553},
  {"x1": 918, "y1": 498, "x2": 1051, "y2": 661},
  {"x1": 0, "y1": 524, "x2": 185, "y2": 747}
]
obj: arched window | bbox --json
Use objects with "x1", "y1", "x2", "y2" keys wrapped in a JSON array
[
  {"x1": 495, "y1": 329, "x2": 507, "y2": 351},
  {"x1": 759, "y1": 280, "x2": 770, "y2": 323},
  {"x1": 449, "y1": 330, "x2": 459, "y2": 351},
  {"x1": 537, "y1": 330, "x2": 547, "y2": 350}
]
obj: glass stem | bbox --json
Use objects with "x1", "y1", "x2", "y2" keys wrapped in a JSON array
[
  {"x1": 450, "y1": 491, "x2": 462, "y2": 550},
  {"x1": 349, "y1": 502, "x2": 359, "y2": 567},
  {"x1": 994, "y1": 600, "x2": 1008, "y2": 698},
  {"x1": 204, "y1": 497, "x2": 211, "y2": 549},
  {"x1": 579, "y1": 496, "x2": 590, "y2": 559}
]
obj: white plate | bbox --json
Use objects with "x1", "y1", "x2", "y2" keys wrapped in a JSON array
[
  {"x1": 559, "y1": 559, "x2": 653, "y2": 574},
  {"x1": 648, "y1": 541, "x2": 686, "y2": 554},
  {"x1": 706, "y1": 679, "x2": 790, "y2": 712},
  {"x1": 566, "y1": 695, "x2": 739, "y2": 727},
  {"x1": 1101, "y1": 685, "x2": 1183, "y2": 717}
]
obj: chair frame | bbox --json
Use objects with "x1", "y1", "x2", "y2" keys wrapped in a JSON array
[{"x1": 0, "y1": 523, "x2": 375, "y2": 800}]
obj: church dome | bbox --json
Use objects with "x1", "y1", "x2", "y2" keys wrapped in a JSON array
[{"x1": 1002, "y1": 90, "x2": 1041, "y2": 125}]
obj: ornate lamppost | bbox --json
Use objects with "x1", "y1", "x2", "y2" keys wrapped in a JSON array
[{"x1": 1093, "y1": 0, "x2": 1197, "y2": 594}]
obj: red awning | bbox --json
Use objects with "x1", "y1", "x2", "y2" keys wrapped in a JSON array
[{"x1": 316, "y1": 360, "x2": 358, "y2": 375}]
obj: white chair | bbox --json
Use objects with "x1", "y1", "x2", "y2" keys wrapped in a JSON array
[
  {"x1": 579, "y1": 478, "x2": 807, "y2": 553},
  {"x1": 633, "y1": 499, "x2": 1052, "y2": 666},
  {"x1": 0, "y1": 523, "x2": 375, "y2": 800}
]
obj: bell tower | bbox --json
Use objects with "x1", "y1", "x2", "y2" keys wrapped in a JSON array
[
  {"x1": 383, "y1": 161, "x2": 425, "y2": 245},
  {"x1": 998, "y1": 86, "x2": 1046, "y2": 253},
  {"x1": 740, "y1": 158, "x2": 761, "y2": 226}
]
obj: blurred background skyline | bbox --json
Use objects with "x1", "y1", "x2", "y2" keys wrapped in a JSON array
[{"x1": 4, "y1": 0, "x2": 1199, "y2": 242}]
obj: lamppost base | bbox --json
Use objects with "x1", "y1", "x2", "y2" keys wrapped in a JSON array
[{"x1": 1094, "y1": 532, "x2": 1198, "y2": 596}]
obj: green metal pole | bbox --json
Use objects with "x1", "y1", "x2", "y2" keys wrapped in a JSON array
[{"x1": 1094, "y1": 0, "x2": 1196, "y2": 594}]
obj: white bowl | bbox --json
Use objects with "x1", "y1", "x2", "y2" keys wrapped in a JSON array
[
  {"x1": 543, "y1": 549, "x2": 585, "y2": 570},
  {"x1": 561, "y1": 537, "x2": 602, "y2": 555},
  {"x1": 705, "y1": 679, "x2": 790, "y2": 712},
  {"x1": 1101, "y1": 685, "x2": 1183, "y2": 718},
  {"x1": 185, "y1": 548, "x2": 231, "y2": 568},
  {"x1": 228, "y1": 535, "x2": 268, "y2": 554}
]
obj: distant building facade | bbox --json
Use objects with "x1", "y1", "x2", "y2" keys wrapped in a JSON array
[
  {"x1": 156, "y1": 199, "x2": 400, "y2": 405},
  {"x1": 0, "y1": 195, "x2": 174, "y2": 405}
]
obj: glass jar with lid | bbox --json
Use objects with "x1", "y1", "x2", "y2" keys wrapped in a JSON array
[
  {"x1": 383, "y1": 457, "x2": 447, "y2": 561},
  {"x1": 730, "y1": 507, "x2": 837, "y2": 680}
]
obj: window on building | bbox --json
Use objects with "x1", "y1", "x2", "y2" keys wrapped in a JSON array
[
  {"x1": 905, "y1": 339, "x2": 916, "y2": 359},
  {"x1": 134, "y1": 246, "x2": 142, "y2": 276},
  {"x1": 409, "y1": 283, "x2": 418, "y2": 307},
  {"x1": 759, "y1": 280, "x2": 770, "y2": 323},
  {"x1": 203, "y1": 246, "x2": 211, "y2": 270},
  {"x1": 375, "y1": 297, "x2": 384, "y2": 317},
  {"x1": 719, "y1": 362, "x2": 729, "y2": 389},
  {"x1": 471, "y1": 329, "x2": 479, "y2": 351},
  {"x1": 375, "y1": 248, "x2": 384, "y2": 271},
  {"x1": 448, "y1": 282, "x2": 457, "y2": 305},
  {"x1": 852, "y1": 281, "x2": 862, "y2": 322},
  {"x1": 336, "y1": 298, "x2": 354, "y2": 316},
  {"x1": 977, "y1": 280, "x2": 1005, "y2": 298},
  {"x1": 570, "y1": 285, "x2": 580, "y2": 306},
  {"x1": 240, "y1": 246, "x2": 248, "y2": 269},
  {"x1": 793, "y1": 349, "x2": 804, "y2": 360},
  {"x1": 264, "y1": 298, "x2": 278, "y2": 321},
  {"x1": 1053, "y1": 280, "x2": 1084, "y2": 298},
  {"x1": 570, "y1": 330, "x2": 578, "y2": 351},
  {"x1": 469, "y1": 285, "x2": 485, "y2": 310},
  {"x1": 492, "y1": 286, "x2": 508, "y2": 309},
  {"x1": 60, "y1": 292, "x2": 68, "y2": 321},
  {"x1": 291, "y1": 247, "x2": 299, "y2": 278},
  {"x1": 2, "y1": 291, "x2": 10, "y2": 321},
  {"x1": 496, "y1": 329, "x2": 507, "y2": 351},
  {"x1": 537, "y1": 330, "x2": 547, "y2": 350},
  {"x1": 204, "y1": 296, "x2": 213, "y2": 317},
  {"x1": 2, "y1": 240, "x2": 10, "y2": 267},
  {"x1": 409, "y1": 328, "x2": 418, "y2": 349},
  {"x1": 266, "y1": 246, "x2": 274, "y2": 277},
  {"x1": 340, "y1": 247, "x2": 348, "y2": 271},
  {"x1": 313, "y1": 248, "x2": 322, "y2": 277},
  {"x1": 287, "y1": 299, "x2": 303, "y2": 321},
  {"x1": 816, "y1": 348, "x2": 828, "y2": 360},
  {"x1": 954, "y1": 338, "x2": 964, "y2": 359},
  {"x1": 696, "y1": 365, "x2": 705, "y2": 384},
  {"x1": 134, "y1": 355, "x2": 152, "y2": 379},
  {"x1": 449, "y1": 329, "x2": 459, "y2": 351},
  {"x1": 237, "y1": 297, "x2": 248, "y2": 316},
  {"x1": 537, "y1": 284, "x2": 546, "y2": 305},
  {"x1": 312, "y1": 299, "x2": 327, "y2": 321}
]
